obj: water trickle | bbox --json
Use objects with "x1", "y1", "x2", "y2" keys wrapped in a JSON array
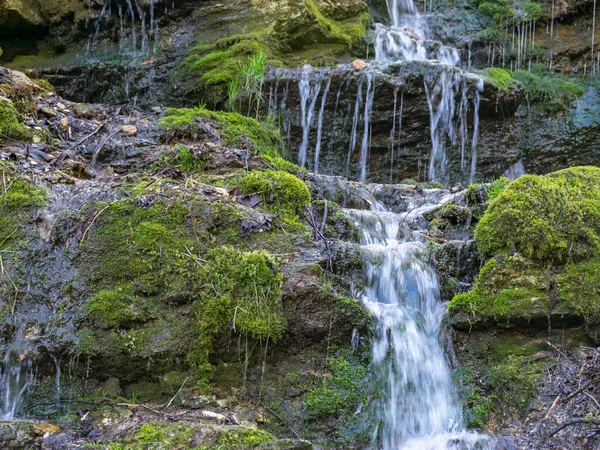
[
  {"x1": 359, "y1": 75, "x2": 376, "y2": 183},
  {"x1": 344, "y1": 189, "x2": 493, "y2": 450},
  {"x1": 373, "y1": 0, "x2": 484, "y2": 184},
  {"x1": 298, "y1": 66, "x2": 322, "y2": 168},
  {"x1": 314, "y1": 77, "x2": 331, "y2": 174},
  {"x1": 347, "y1": 79, "x2": 364, "y2": 172},
  {"x1": 1, "y1": 322, "x2": 36, "y2": 419}
]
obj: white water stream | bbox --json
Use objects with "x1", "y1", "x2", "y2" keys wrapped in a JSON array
[{"x1": 346, "y1": 190, "x2": 492, "y2": 449}]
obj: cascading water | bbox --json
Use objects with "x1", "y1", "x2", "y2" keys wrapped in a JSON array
[
  {"x1": 1, "y1": 322, "x2": 35, "y2": 420},
  {"x1": 345, "y1": 189, "x2": 492, "y2": 449}
]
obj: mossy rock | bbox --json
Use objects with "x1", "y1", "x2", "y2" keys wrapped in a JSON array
[
  {"x1": 475, "y1": 167, "x2": 600, "y2": 265},
  {"x1": 160, "y1": 106, "x2": 284, "y2": 159},
  {"x1": 451, "y1": 167, "x2": 600, "y2": 340},
  {"x1": 0, "y1": 97, "x2": 31, "y2": 141}
]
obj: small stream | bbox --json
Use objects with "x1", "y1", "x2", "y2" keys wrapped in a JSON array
[{"x1": 345, "y1": 188, "x2": 492, "y2": 449}]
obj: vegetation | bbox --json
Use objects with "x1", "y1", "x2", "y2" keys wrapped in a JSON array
[
  {"x1": 183, "y1": 33, "x2": 271, "y2": 92},
  {"x1": 160, "y1": 106, "x2": 284, "y2": 158},
  {"x1": 304, "y1": 357, "x2": 367, "y2": 418},
  {"x1": 0, "y1": 98, "x2": 31, "y2": 141},
  {"x1": 451, "y1": 167, "x2": 600, "y2": 338},
  {"x1": 456, "y1": 336, "x2": 548, "y2": 428},
  {"x1": 512, "y1": 70, "x2": 584, "y2": 112},
  {"x1": 305, "y1": 0, "x2": 370, "y2": 48},
  {"x1": 475, "y1": 167, "x2": 600, "y2": 264},
  {"x1": 482, "y1": 68, "x2": 517, "y2": 93},
  {"x1": 237, "y1": 170, "x2": 311, "y2": 216}
]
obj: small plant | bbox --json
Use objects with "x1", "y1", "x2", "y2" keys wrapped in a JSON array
[{"x1": 172, "y1": 145, "x2": 205, "y2": 173}]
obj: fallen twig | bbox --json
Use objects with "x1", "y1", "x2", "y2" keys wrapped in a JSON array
[
  {"x1": 545, "y1": 418, "x2": 600, "y2": 440},
  {"x1": 261, "y1": 403, "x2": 301, "y2": 440},
  {"x1": 165, "y1": 377, "x2": 189, "y2": 410},
  {"x1": 79, "y1": 201, "x2": 117, "y2": 248},
  {"x1": 90, "y1": 129, "x2": 121, "y2": 167}
]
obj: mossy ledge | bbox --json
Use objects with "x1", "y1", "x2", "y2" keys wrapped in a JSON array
[{"x1": 449, "y1": 167, "x2": 600, "y2": 341}]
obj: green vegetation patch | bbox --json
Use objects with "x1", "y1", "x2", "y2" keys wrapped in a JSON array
[
  {"x1": 0, "y1": 98, "x2": 31, "y2": 141},
  {"x1": 237, "y1": 170, "x2": 311, "y2": 216},
  {"x1": 305, "y1": 0, "x2": 370, "y2": 48},
  {"x1": 512, "y1": 70, "x2": 584, "y2": 113},
  {"x1": 183, "y1": 33, "x2": 271, "y2": 88},
  {"x1": 0, "y1": 162, "x2": 45, "y2": 249},
  {"x1": 475, "y1": 167, "x2": 600, "y2": 265},
  {"x1": 482, "y1": 68, "x2": 518, "y2": 93},
  {"x1": 160, "y1": 106, "x2": 284, "y2": 158},
  {"x1": 304, "y1": 357, "x2": 367, "y2": 418}
]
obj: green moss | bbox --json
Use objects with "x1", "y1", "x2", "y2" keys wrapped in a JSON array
[
  {"x1": 0, "y1": 99, "x2": 31, "y2": 141},
  {"x1": 0, "y1": 163, "x2": 45, "y2": 250},
  {"x1": 94, "y1": 422, "x2": 195, "y2": 449},
  {"x1": 475, "y1": 167, "x2": 600, "y2": 265},
  {"x1": 305, "y1": 0, "x2": 370, "y2": 48},
  {"x1": 482, "y1": 68, "x2": 517, "y2": 93},
  {"x1": 448, "y1": 256, "x2": 551, "y2": 321},
  {"x1": 189, "y1": 245, "x2": 285, "y2": 380},
  {"x1": 512, "y1": 70, "x2": 584, "y2": 112},
  {"x1": 237, "y1": 170, "x2": 311, "y2": 215},
  {"x1": 172, "y1": 145, "x2": 206, "y2": 173},
  {"x1": 558, "y1": 259, "x2": 600, "y2": 324},
  {"x1": 485, "y1": 355, "x2": 545, "y2": 415},
  {"x1": 217, "y1": 428, "x2": 275, "y2": 449},
  {"x1": 160, "y1": 106, "x2": 284, "y2": 158},
  {"x1": 304, "y1": 357, "x2": 367, "y2": 418}
]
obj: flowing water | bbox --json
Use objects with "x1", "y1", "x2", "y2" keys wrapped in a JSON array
[{"x1": 345, "y1": 189, "x2": 492, "y2": 449}]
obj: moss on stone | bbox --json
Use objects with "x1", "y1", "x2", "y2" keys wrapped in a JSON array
[
  {"x1": 482, "y1": 68, "x2": 517, "y2": 93},
  {"x1": 448, "y1": 256, "x2": 551, "y2": 322},
  {"x1": 237, "y1": 170, "x2": 311, "y2": 215},
  {"x1": 475, "y1": 167, "x2": 600, "y2": 265},
  {"x1": 304, "y1": 357, "x2": 367, "y2": 418},
  {"x1": 184, "y1": 33, "x2": 271, "y2": 88},
  {"x1": 0, "y1": 98, "x2": 31, "y2": 141},
  {"x1": 217, "y1": 428, "x2": 276, "y2": 448},
  {"x1": 558, "y1": 259, "x2": 600, "y2": 324},
  {"x1": 305, "y1": 0, "x2": 370, "y2": 48},
  {"x1": 160, "y1": 106, "x2": 284, "y2": 158},
  {"x1": 0, "y1": 162, "x2": 45, "y2": 249},
  {"x1": 512, "y1": 70, "x2": 584, "y2": 112}
]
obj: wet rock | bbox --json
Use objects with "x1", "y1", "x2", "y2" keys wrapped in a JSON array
[{"x1": 352, "y1": 59, "x2": 367, "y2": 71}]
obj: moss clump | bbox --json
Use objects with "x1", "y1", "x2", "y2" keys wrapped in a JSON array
[
  {"x1": 448, "y1": 256, "x2": 551, "y2": 321},
  {"x1": 90, "y1": 422, "x2": 195, "y2": 449},
  {"x1": 189, "y1": 245, "x2": 285, "y2": 380},
  {"x1": 184, "y1": 33, "x2": 271, "y2": 88},
  {"x1": 475, "y1": 167, "x2": 600, "y2": 265},
  {"x1": 482, "y1": 68, "x2": 517, "y2": 93},
  {"x1": 512, "y1": 70, "x2": 584, "y2": 112},
  {"x1": 304, "y1": 357, "x2": 367, "y2": 418},
  {"x1": 217, "y1": 428, "x2": 275, "y2": 449},
  {"x1": 0, "y1": 162, "x2": 45, "y2": 248},
  {"x1": 169, "y1": 145, "x2": 206, "y2": 173},
  {"x1": 0, "y1": 98, "x2": 31, "y2": 141},
  {"x1": 558, "y1": 259, "x2": 600, "y2": 324},
  {"x1": 237, "y1": 170, "x2": 311, "y2": 216},
  {"x1": 305, "y1": 0, "x2": 370, "y2": 48},
  {"x1": 160, "y1": 106, "x2": 284, "y2": 158},
  {"x1": 84, "y1": 284, "x2": 163, "y2": 329}
]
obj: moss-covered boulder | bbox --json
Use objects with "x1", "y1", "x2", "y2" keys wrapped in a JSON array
[
  {"x1": 450, "y1": 167, "x2": 600, "y2": 341},
  {"x1": 475, "y1": 166, "x2": 600, "y2": 265},
  {"x1": 0, "y1": 97, "x2": 31, "y2": 140}
]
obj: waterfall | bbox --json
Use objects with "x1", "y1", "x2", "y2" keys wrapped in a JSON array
[
  {"x1": 298, "y1": 66, "x2": 322, "y2": 168},
  {"x1": 1, "y1": 323, "x2": 35, "y2": 419},
  {"x1": 314, "y1": 77, "x2": 331, "y2": 174},
  {"x1": 373, "y1": 1, "x2": 483, "y2": 184},
  {"x1": 345, "y1": 190, "x2": 493, "y2": 449},
  {"x1": 359, "y1": 75, "x2": 376, "y2": 183}
]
